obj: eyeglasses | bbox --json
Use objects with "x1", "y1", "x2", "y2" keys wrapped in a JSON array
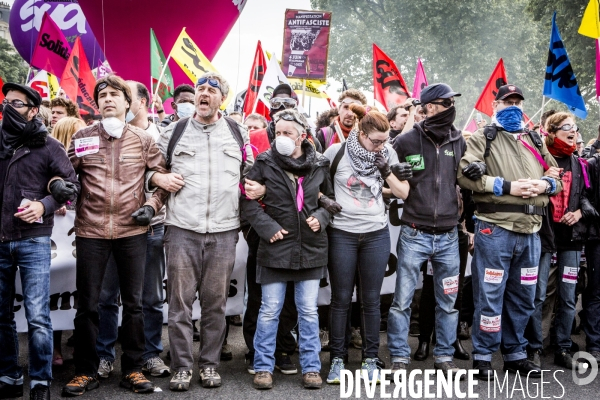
[
  {"x1": 196, "y1": 77, "x2": 222, "y2": 92},
  {"x1": 367, "y1": 135, "x2": 389, "y2": 146},
  {"x1": 274, "y1": 111, "x2": 305, "y2": 128},
  {"x1": 428, "y1": 98, "x2": 455, "y2": 108},
  {"x1": 2, "y1": 99, "x2": 35, "y2": 109},
  {"x1": 555, "y1": 123, "x2": 577, "y2": 132},
  {"x1": 270, "y1": 97, "x2": 297, "y2": 109},
  {"x1": 498, "y1": 100, "x2": 523, "y2": 107}
]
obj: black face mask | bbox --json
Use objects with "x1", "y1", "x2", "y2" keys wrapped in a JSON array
[
  {"x1": 0, "y1": 104, "x2": 46, "y2": 159},
  {"x1": 1, "y1": 104, "x2": 28, "y2": 135},
  {"x1": 423, "y1": 106, "x2": 456, "y2": 142}
]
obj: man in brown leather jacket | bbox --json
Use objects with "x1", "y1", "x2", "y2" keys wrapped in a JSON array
[{"x1": 62, "y1": 75, "x2": 168, "y2": 397}]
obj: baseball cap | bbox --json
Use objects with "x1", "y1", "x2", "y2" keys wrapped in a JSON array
[
  {"x1": 420, "y1": 83, "x2": 461, "y2": 105},
  {"x1": 2, "y1": 83, "x2": 42, "y2": 107},
  {"x1": 495, "y1": 84, "x2": 524, "y2": 101}
]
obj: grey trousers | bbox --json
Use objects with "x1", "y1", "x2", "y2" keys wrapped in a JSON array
[{"x1": 164, "y1": 226, "x2": 239, "y2": 371}]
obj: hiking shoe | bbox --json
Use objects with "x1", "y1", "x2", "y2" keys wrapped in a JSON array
[
  {"x1": 253, "y1": 371, "x2": 273, "y2": 390},
  {"x1": 169, "y1": 370, "x2": 192, "y2": 391},
  {"x1": 327, "y1": 357, "x2": 345, "y2": 384},
  {"x1": 30, "y1": 384, "x2": 50, "y2": 400},
  {"x1": 230, "y1": 314, "x2": 243, "y2": 326},
  {"x1": 320, "y1": 329, "x2": 330, "y2": 351},
  {"x1": 527, "y1": 349, "x2": 542, "y2": 368},
  {"x1": 61, "y1": 375, "x2": 99, "y2": 397},
  {"x1": 97, "y1": 358, "x2": 113, "y2": 379},
  {"x1": 220, "y1": 342, "x2": 233, "y2": 361},
  {"x1": 434, "y1": 360, "x2": 465, "y2": 381},
  {"x1": 275, "y1": 353, "x2": 298, "y2": 374},
  {"x1": 143, "y1": 356, "x2": 171, "y2": 377},
  {"x1": 361, "y1": 358, "x2": 382, "y2": 383},
  {"x1": 554, "y1": 349, "x2": 582, "y2": 370},
  {"x1": 120, "y1": 371, "x2": 154, "y2": 393},
  {"x1": 350, "y1": 327, "x2": 362, "y2": 349},
  {"x1": 199, "y1": 368, "x2": 221, "y2": 388},
  {"x1": 303, "y1": 372, "x2": 322, "y2": 389}
]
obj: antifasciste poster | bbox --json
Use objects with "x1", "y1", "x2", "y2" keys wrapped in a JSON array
[{"x1": 281, "y1": 9, "x2": 331, "y2": 80}]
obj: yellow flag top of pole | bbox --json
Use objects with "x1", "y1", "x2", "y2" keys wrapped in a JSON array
[
  {"x1": 47, "y1": 72, "x2": 60, "y2": 99},
  {"x1": 169, "y1": 27, "x2": 233, "y2": 109},
  {"x1": 579, "y1": 0, "x2": 600, "y2": 38}
]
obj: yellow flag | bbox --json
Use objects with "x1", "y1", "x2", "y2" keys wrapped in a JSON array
[
  {"x1": 47, "y1": 72, "x2": 60, "y2": 99},
  {"x1": 579, "y1": 0, "x2": 600, "y2": 39},
  {"x1": 288, "y1": 78, "x2": 327, "y2": 99},
  {"x1": 169, "y1": 28, "x2": 232, "y2": 109}
]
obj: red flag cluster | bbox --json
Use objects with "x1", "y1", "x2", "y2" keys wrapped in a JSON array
[
  {"x1": 474, "y1": 59, "x2": 508, "y2": 117},
  {"x1": 60, "y1": 37, "x2": 100, "y2": 117},
  {"x1": 372, "y1": 44, "x2": 411, "y2": 111}
]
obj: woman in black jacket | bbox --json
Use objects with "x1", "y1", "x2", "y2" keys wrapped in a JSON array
[{"x1": 242, "y1": 109, "x2": 334, "y2": 391}]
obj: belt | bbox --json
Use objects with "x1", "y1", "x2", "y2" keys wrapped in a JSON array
[{"x1": 476, "y1": 203, "x2": 546, "y2": 216}]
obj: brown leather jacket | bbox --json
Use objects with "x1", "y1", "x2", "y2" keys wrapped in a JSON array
[{"x1": 68, "y1": 123, "x2": 168, "y2": 239}]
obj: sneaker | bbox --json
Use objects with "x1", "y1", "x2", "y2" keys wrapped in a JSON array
[
  {"x1": 61, "y1": 375, "x2": 99, "y2": 397},
  {"x1": 97, "y1": 358, "x2": 113, "y2": 379},
  {"x1": 361, "y1": 358, "x2": 382, "y2": 383},
  {"x1": 275, "y1": 353, "x2": 298, "y2": 374},
  {"x1": 391, "y1": 361, "x2": 407, "y2": 375},
  {"x1": 199, "y1": 368, "x2": 221, "y2": 388},
  {"x1": 434, "y1": 360, "x2": 465, "y2": 381},
  {"x1": 169, "y1": 370, "x2": 192, "y2": 391},
  {"x1": 143, "y1": 356, "x2": 171, "y2": 377},
  {"x1": 0, "y1": 381, "x2": 23, "y2": 399},
  {"x1": 327, "y1": 357, "x2": 345, "y2": 384},
  {"x1": 29, "y1": 384, "x2": 50, "y2": 400},
  {"x1": 246, "y1": 353, "x2": 255, "y2": 375},
  {"x1": 230, "y1": 314, "x2": 243, "y2": 326},
  {"x1": 350, "y1": 327, "x2": 362, "y2": 349},
  {"x1": 303, "y1": 372, "x2": 322, "y2": 389},
  {"x1": 320, "y1": 329, "x2": 330, "y2": 351},
  {"x1": 120, "y1": 371, "x2": 154, "y2": 393},
  {"x1": 527, "y1": 349, "x2": 542, "y2": 368},
  {"x1": 253, "y1": 371, "x2": 273, "y2": 390},
  {"x1": 220, "y1": 342, "x2": 233, "y2": 361},
  {"x1": 554, "y1": 349, "x2": 582, "y2": 370}
]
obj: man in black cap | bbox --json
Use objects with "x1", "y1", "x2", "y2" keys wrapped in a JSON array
[
  {"x1": 387, "y1": 83, "x2": 467, "y2": 378},
  {"x1": 0, "y1": 83, "x2": 79, "y2": 399},
  {"x1": 458, "y1": 84, "x2": 561, "y2": 380}
]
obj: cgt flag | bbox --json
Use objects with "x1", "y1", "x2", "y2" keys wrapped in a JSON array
[
  {"x1": 544, "y1": 13, "x2": 588, "y2": 119},
  {"x1": 578, "y1": 0, "x2": 600, "y2": 39},
  {"x1": 28, "y1": 70, "x2": 50, "y2": 101},
  {"x1": 412, "y1": 58, "x2": 428, "y2": 100},
  {"x1": 243, "y1": 40, "x2": 267, "y2": 116},
  {"x1": 373, "y1": 44, "x2": 411, "y2": 111},
  {"x1": 150, "y1": 28, "x2": 173, "y2": 102},
  {"x1": 474, "y1": 58, "x2": 507, "y2": 117},
  {"x1": 30, "y1": 12, "x2": 71, "y2": 78},
  {"x1": 60, "y1": 37, "x2": 99, "y2": 117}
]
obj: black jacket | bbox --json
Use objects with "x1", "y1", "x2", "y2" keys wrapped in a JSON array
[
  {"x1": 393, "y1": 121, "x2": 466, "y2": 231},
  {"x1": 241, "y1": 149, "x2": 334, "y2": 271},
  {"x1": 0, "y1": 126, "x2": 79, "y2": 242},
  {"x1": 584, "y1": 154, "x2": 600, "y2": 241}
]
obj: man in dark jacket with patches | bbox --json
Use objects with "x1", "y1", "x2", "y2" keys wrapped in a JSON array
[
  {"x1": 387, "y1": 83, "x2": 466, "y2": 378},
  {"x1": 0, "y1": 83, "x2": 79, "y2": 399}
]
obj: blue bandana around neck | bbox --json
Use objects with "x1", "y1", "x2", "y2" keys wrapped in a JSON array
[{"x1": 495, "y1": 106, "x2": 523, "y2": 132}]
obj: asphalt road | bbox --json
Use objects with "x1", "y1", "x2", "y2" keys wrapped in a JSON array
[{"x1": 14, "y1": 322, "x2": 600, "y2": 400}]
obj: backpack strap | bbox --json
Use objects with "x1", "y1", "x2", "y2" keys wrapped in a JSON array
[
  {"x1": 330, "y1": 142, "x2": 346, "y2": 182},
  {"x1": 166, "y1": 117, "x2": 191, "y2": 169},
  {"x1": 224, "y1": 116, "x2": 248, "y2": 181},
  {"x1": 526, "y1": 128, "x2": 543, "y2": 150},
  {"x1": 483, "y1": 125, "x2": 498, "y2": 158}
]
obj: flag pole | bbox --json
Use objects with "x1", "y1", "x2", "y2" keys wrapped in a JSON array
[
  {"x1": 151, "y1": 53, "x2": 172, "y2": 117},
  {"x1": 524, "y1": 105, "x2": 545, "y2": 126},
  {"x1": 540, "y1": 96, "x2": 546, "y2": 123},
  {"x1": 462, "y1": 108, "x2": 476, "y2": 131},
  {"x1": 301, "y1": 78, "x2": 306, "y2": 108}
]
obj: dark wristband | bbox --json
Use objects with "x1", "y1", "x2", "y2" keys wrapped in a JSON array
[
  {"x1": 156, "y1": 109, "x2": 164, "y2": 113},
  {"x1": 502, "y1": 180, "x2": 511, "y2": 195}
]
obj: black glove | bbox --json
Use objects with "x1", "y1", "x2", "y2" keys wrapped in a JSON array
[
  {"x1": 373, "y1": 153, "x2": 391, "y2": 179},
  {"x1": 318, "y1": 194, "x2": 342, "y2": 215},
  {"x1": 580, "y1": 199, "x2": 599, "y2": 221},
  {"x1": 390, "y1": 162, "x2": 413, "y2": 181},
  {"x1": 462, "y1": 162, "x2": 487, "y2": 180},
  {"x1": 131, "y1": 205, "x2": 155, "y2": 226},
  {"x1": 49, "y1": 179, "x2": 78, "y2": 204}
]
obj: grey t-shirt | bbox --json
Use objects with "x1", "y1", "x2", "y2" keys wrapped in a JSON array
[{"x1": 324, "y1": 143, "x2": 398, "y2": 233}]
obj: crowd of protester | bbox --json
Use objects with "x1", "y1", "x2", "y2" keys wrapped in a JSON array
[{"x1": 2, "y1": 72, "x2": 600, "y2": 399}]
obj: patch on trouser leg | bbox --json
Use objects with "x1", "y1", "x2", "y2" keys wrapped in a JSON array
[
  {"x1": 480, "y1": 315, "x2": 501, "y2": 333},
  {"x1": 562, "y1": 267, "x2": 578, "y2": 284},
  {"x1": 442, "y1": 275, "x2": 459, "y2": 294},
  {"x1": 484, "y1": 268, "x2": 504, "y2": 284},
  {"x1": 521, "y1": 267, "x2": 538, "y2": 285}
]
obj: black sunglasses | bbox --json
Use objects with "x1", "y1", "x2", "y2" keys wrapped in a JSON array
[{"x1": 428, "y1": 98, "x2": 455, "y2": 108}]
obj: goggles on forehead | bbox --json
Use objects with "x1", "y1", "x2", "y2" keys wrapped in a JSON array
[
  {"x1": 270, "y1": 97, "x2": 297, "y2": 109},
  {"x1": 340, "y1": 98, "x2": 363, "y2": 106},
  {"x1": 196, "y1": 77, "x2": 222, "y2": 92},
  {"x1": 275, "y1": 112, "x2": 306, "y2": 128}
]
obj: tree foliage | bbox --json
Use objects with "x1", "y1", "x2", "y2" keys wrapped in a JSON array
[{"x1": 0, "y1": 37, "x2": 28, "y2": 85}]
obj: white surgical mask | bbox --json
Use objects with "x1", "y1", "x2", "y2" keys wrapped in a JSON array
[
  {"x1": 101, "y1": 117, "x2": 126, "y2": 139},
  {"x1": 125, "y1": 101, "x2": 141, "y2": 123},
  {"x1": 275, "y1": 135, "x2": 299, "y2": 157},
  {"x1": 176, "y1": 102, "x2": 195, "y2": 119}
]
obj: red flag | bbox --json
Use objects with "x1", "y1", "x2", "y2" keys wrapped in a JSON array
[
  {"x1": 30, "y1": 13, "x2": 72, "y2": 78},
  {"x1": 523, "y1": 112, "x2": 535, "y2": 129},
  {"x1": 474, "y1": 59, "x2": 508, "y2": 117},
  {"x1": 255, "y1": 100, "x2": 271, "y2": 121},
  {"x1": 323, "y1": 90, "x2": 336, "y2": 109},
  {"x1": 243, "y1": 41, "x2": 267, "y2": 116},
  {"x1": 60, "y1": 37, "x2": 100, "y2": 117},
  {"x1": 373, "y1": 44, "x2": 411, "y2": 111}
]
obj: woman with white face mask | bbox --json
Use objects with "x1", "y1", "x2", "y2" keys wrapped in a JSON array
[{"x1": 241, "y1": 109, "x2": 335, "y2": 391}]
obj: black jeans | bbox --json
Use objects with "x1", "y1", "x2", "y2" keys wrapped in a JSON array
[
  {"x1": 243, "y1": 228, "x2": 297, "y2": 356},
  {"x1": 73, "y1": 234, "x2": 147, "y2": 376}
]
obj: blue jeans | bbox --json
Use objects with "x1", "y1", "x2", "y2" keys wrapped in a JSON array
[
  {"x1": 584, "y1": 241, "x2": 600, "y2": 352},
  {"x1": 527, "y1": 252, "x2": 553, "y2": 351},
  {"x1": 254, "y1": 279, "x2": 321, "y2": 374},
  {"x1": 471, "y1": 220, "x2": 539, "y2": 362},
  {"x1": 0, "y1": 237, "x2": 52, "y2": 388},
  {"x1": 97, "y1": 224, "x2": 166, "y2": 361},
  {"x1": 387, "y1": 225, "x2": 459, "y2": 363},
  {"x1": 328, "y1": 227, "x2": 389, "y2": 360}
]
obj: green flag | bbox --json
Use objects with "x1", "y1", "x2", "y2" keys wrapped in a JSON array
[{"x1": 150, "y1": 28, "x2": 173, "y2": 101}]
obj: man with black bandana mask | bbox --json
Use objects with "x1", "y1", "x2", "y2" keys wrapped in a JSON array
[
  {"x1": 388, "y1": 83, "x2": 467, "y2": 379},
  {"x1": 0, "y1": 83, "x2": 79, "y2": 399}
]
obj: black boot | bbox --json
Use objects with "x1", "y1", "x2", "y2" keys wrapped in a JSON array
[
  {"x1": 473, "y1": 360, "x2": 494, "y2": 381},
  {"x1": 414, "y1": 341, "x2": 429, "y2": 361},
  {"x1": 457, "y1": 321, "x2": 470, "y2": 340},
  {"x1": 0, "y1": 381, "x2": 23, "y2": 399},
  {"x1": 453, "y1": 340, "x2": 470, "y2": 360},
  {"x1": 503, "y1": 358, "x2": 542, "y2": 378}
]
